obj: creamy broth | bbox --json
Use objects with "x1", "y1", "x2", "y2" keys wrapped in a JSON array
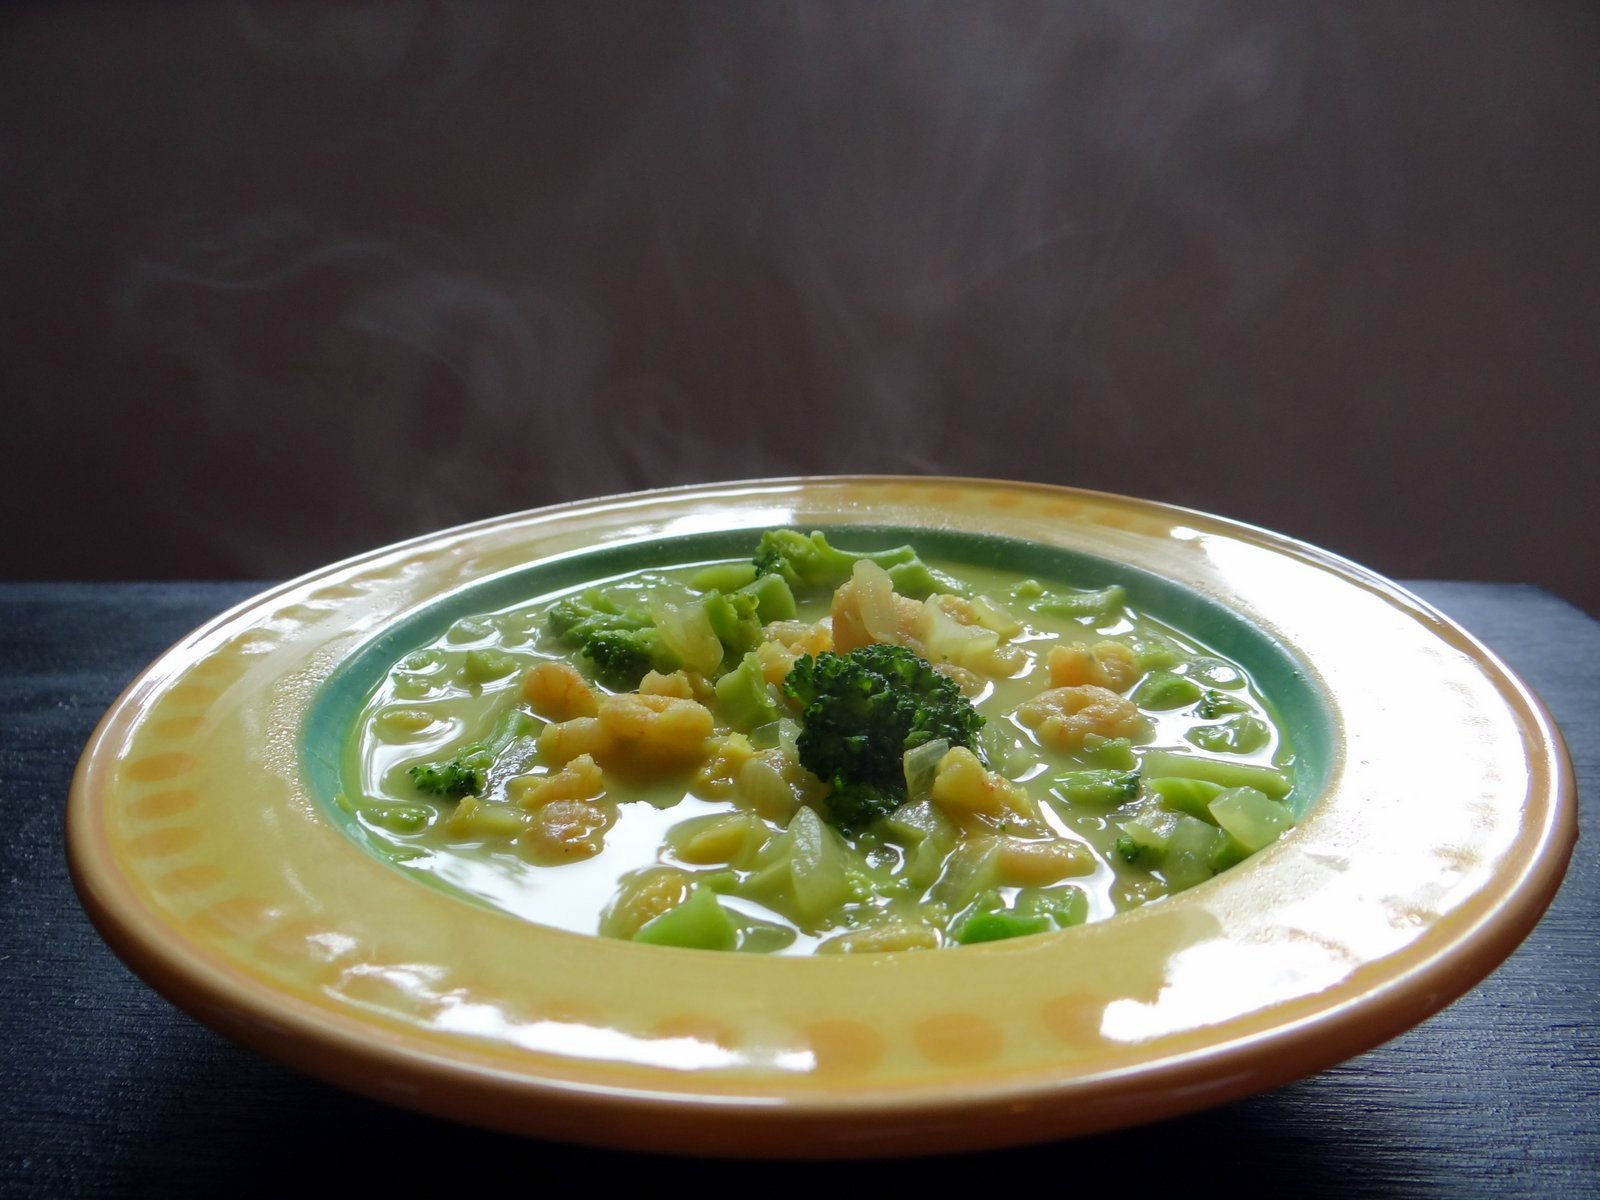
[{"x1": 342, "y1": 539, "x2": 1298, "y2": 954}]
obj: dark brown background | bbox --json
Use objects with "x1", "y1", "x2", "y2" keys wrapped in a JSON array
[{"x1": 3, "y1": 2, "x2": 1596, "y2": 611}]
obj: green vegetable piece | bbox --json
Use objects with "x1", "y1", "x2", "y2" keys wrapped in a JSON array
[
  {"x1": 784, "y1": 643, "x2": 984, "y2": 829},
  {"x1": 1128, "y1": 633, "x2": 1185, "y2": 670},
  {"x1": 1208, "y1": 786, "x2": 1295, "y2": 852},
  {"x1": 1079, "y1": 735, "x2": 1137, "y2": 770},
  {"x1": 1211, "y1": 834, "x2": 1253, "y2": 871},
  {"x1": 1115, "y1": 835, "x2": 1161, "y2": 867},
  {"x1": 407, "y1": 708, "x2": 533, "y2": 799},
  {"x1": 702, "y1": 590, "x2": 763, "y2": 658},
  {"x1": 581, "y1": 628, "x2": 679, "y2": 690},
  {"x1": 738, "y1": 806, "x2": 853, "y2": 927},
  {"x1": 713, "y1": 651, "x2": 781, "y2": 732},
  {"x1": 1196, "y1": 689, "x2": 1251, "y2": 719},
  {"x1": 462, "y1": 649, "x2": 517, "y2": 683},
  {"x1": 932, "y1": 839, "x2": 1003, "y2": 911},
  {"x1": 751, "y1": 529, "x2": 920, "y2": 593},
  {"x1": 1015, "y1": 885, "x2": 1088, "y2": 928},
  {"x1": 885, "y1": 559, "x2": 969, "y2": 599},
  {"x1": 738, "y1": 571, "x2": 797, "y2": 622},
  {"x1": 691, "y1": 561, "x2": 759, "y2": 592},
  {"x1": 363, "y1": 803, "x2": 432, "y2": 834},
  {"x1": 632, "y1": 886, "x2": 738, "y2": 951},
  {"x1": 1132, "y1": 671, "x2": 1205, "y2": 710},
  {"x1": 1162, "y1": 815, "x2": 1224, "y2": 892},
  {"x1": 1029, "y1": 584, "x2": 1127, "y2": 623},
  {"x1": 1150, "y1": 775, "x2": 1225, "y2": 821},
  {"x1": 1186, "y1": 715, "x2": 1270, "y2": 755},
  {"x1": 1047, "y1": 768, "x2": 1141, "y2": 807},
  {"x1": 955, "y1": 909, "x2": 1053, "y2": 944},
  {"x1": 548, "y1": 589, "x2": 679, "y2": 689},
  {"x1": 1188, "y1": 657, "x2": 1247, "y2": 689},
  {"x1": 1139, "y1": 751, "x2": 1292, "y2": 800}
]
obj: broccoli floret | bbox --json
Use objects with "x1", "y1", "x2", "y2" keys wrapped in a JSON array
[
  {"x1": 546, "y1": 590, "x2": 678, "y2": 689},
  {"x1": 783, "y1": 643, "x2": 984, "y2": 829},
  {"x1": 752, "y1": 530, "x2": 961, "y2": 598},
  {"x1": 581, "y1": 628, "x2": 677, "y2": 690},
  {"x1": 408, "y1": 709, "x2": 534, "y2": 799}
]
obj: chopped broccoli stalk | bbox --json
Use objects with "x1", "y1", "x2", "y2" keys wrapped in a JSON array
[
  {"x1": 1132, "y1": 671, "x2": 1205, "y2": 710},
  {"x1": 1114, "y1": 834, "x2": 1161, "y2": 867},
  {"x1": 713, "y1": 651, "x2": 781, "y2": 732},
  {"x1": 1024, "y1": 583, "x2": 1127, "y2": 623},
  {"x1": 1208, "y1": 786, "x2": 1295, "y2": 852},
  {"x1": 1078, "y1": 735, "x2": 1138, "y2": 770},
  {"x1": 1196, "y1": 688, "x2": 1251, "y2": 719},
  {"x1": 953, "y1": 885, "x2": 1086, "y2": 944},
  {"x1": 1186, "y1": 714, "x2": 1270, "y2": 755},
  {"x1": 1149, "y1": 775, "x2": 1225, "y2": 821},
  {"x1": 701, "y1": 590, "x2": 763, "y2": 659},
  {"x1": 1047, "y1": 768, "x2": 1142, "y2": 806},
  {"x1": 1140, "y1": 750, "x2": 1292, "y2": 800},
  {"x1": 690, "y1": 561, "x2": 759, "y2": 592},
  {"x1": 783, "y1": 643, "x2": 984, "y2": 829},
  {"x1": 632, "y1": 886, "x2": 738, "y2": 951},
  {"x1": 955, "y1": 908, "x2": 1053, "y2": 944},
  {"x1": 408, "y1": 708, "x2": 534, "y2": 799},
  {"x1": 738, "y1": 571, "x2": 797, "y2": 622},
  {"x1": 883, "y1": 559, "x2": 969, "y2": 600}
]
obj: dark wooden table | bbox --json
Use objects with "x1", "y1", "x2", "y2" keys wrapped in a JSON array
[{"x1": 3, "y1": 582, "x2": 1594, "y2": 1197}]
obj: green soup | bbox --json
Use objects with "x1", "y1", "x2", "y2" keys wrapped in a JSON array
[{"x1": 327, "y1": 529, "x2": 1314, "y2": 955}]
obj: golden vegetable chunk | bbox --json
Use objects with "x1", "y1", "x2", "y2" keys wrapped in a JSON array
[
  {"x1": 830, "y1": 561, "x2": 923, "y2": 653},
  {"x1": 521, "y1": 660, "x2": 599, "y2": 721},
  {"x1": 523, "y1": 798, "x2": 615, "y2": 862},
  {"x1": 1017, "y1": 685, "x2": 1145, "y2": 752},
  {"x1": 595, "y1": 692, "x2": 715, "y2": 769},
  {"x1": 931, "y1": 746, "x2": 1033, "y2": 821},
  {"x1": 639, "y1": 669, "x2": 696, "y2": 699},
  {"x1": 995, "y1": 836, "x2": 1094, "y2": 885},
  {"x1": 538, "y1": 716, "x2": 614, "y2": 766},
  {"x1": 818, "y1": 921, "x2": 941, "y2": 954},
  {"x1": 692, "y1": 733, "x2": 757, "y2": 800},
  {"x1": 1046, "y1": 641, "x2": 1141, "y2": 692},
  {"x1": 507, "y1": 753, "x2": 606, "y2": 811}
]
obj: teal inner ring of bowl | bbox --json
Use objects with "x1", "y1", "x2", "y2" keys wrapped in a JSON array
[{"x1": 302, "y1": 525, "x2": 1336, "y2": 872}]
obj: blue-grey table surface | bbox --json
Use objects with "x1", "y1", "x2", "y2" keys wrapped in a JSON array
[{"x1": 2, "y1": 581, "x2": 1594, "y2": 1197}]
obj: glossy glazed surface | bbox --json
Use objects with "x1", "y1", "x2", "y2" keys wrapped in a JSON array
[{"x1": 66, "y1": 478, "x2": 1575, "y2": 1156}]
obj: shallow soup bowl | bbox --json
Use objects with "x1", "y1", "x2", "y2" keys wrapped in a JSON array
[{"x1": 66, "y1": 477, "x2": 1576, "y2": 1157}]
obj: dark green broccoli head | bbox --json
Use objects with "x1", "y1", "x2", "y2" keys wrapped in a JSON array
[
  {"x1": 783, "y1": 643, "x2": 984, "y2": 828},
  {"x1": 580, "y1": 627, "x2": 676, "y2": 690},
  {"x1": 408, "y1": 744, "x2": 494, "y2": 798}
]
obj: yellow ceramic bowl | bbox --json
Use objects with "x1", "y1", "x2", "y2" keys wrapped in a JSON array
[{"x1": 67, "y1": 478, "x2": 1575, "y2": 1157}]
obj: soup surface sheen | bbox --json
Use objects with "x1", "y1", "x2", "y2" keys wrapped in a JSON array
[{"x1": 342, "y1": 533, "x2": 1300, "y2": 954}]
